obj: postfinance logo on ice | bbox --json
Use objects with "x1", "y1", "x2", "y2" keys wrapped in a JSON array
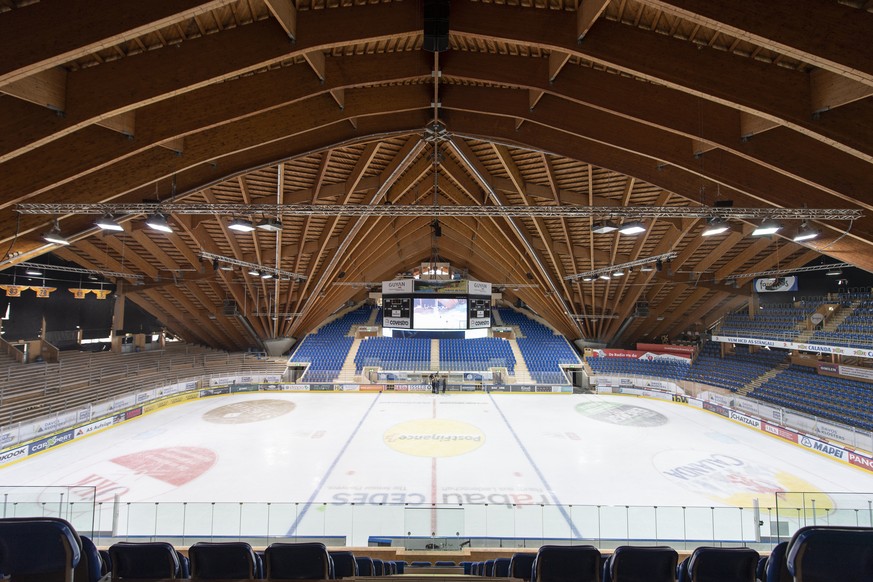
[{"x1": 384, "y1": 419, "x2": 484, "y2": 457}]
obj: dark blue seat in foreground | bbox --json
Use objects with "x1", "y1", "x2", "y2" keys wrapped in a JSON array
[
  {"x1": 265, "y1": 542, "x2": 331, "y2": 580},
  {"x1": 460, "y1": 561, "x2": 474, "y2": 575},
  {"x1": 0, "y1": 517, "x2": 82, "y2": 582},
  {"x1": 677, "y1": 547, "x2": 758, "y2": 582},
  {"x1": 509, "y1": 553, "x2": 536, "y2": 581},
  {"x1": 786, "y1": 526, "x2": 873, "y2": 582},
  {"x1": 485, "y1": 560, "x2": 495, "y2": 576},
  {"x1": 373, "y1": 559, "x2": 385, "y2": 576},
  {"x1": 355, "y1": 556, "x2": 375, "y2": 576},
  {"x1": 329, "y1": 551, "x2": 358, "y2": 579},
  {"x1": 532, "y1": 545, "x2": 602, "y2": 582},
  {"x1": 411, "y1": 561, "x2": 432, "y2": 567},
  {"x1": 189, "y1": 542, "x2": 261, "y2": 579},
  {"x1": 494, "y1": 558, "x2": 511, "y2": 577},
  {"x1": 77, "y1": 536, "x2": 104, "y2": 582},
  {"x1": 109, "y1": 542, "x2": 182, "y2": 579},
  {"x1": 764, "y1": 541, "x2": 790, "y2": 582},
  {"x1": 602, "y1": 546, "x2": 677, "y2": 582},
  {"x1": 436, "y1": 561, "x2": 456, "y2": 567}
]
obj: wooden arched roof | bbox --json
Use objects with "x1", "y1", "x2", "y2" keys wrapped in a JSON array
[{"x1": 0, "y1": 0, "x2": 870, "y2": 349}]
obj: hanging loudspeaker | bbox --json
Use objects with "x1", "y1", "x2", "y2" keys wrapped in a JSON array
[{"x1": 423, "y1": 0, "x2": 450, "y2": 53}]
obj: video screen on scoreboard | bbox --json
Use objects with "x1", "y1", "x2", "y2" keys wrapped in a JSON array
[{"x1": 412, "y1": 297, "x2": 468, "y2": 330}]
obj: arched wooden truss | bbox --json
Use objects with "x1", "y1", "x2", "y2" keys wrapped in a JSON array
[{"x1": 0, "y1": 0, "x2": 870, "y2": 349}]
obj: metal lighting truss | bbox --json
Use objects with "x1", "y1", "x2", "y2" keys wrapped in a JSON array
[
  {"x1": 9, "y1": 261, "x2": 144, "y2": 280},
  {"x1": 14, "y1": 203, "x2": 863, "y2": 221},
  {"x1": 724, "y1": 262, "x2": 853, "y2": 280},
  {"x1": 566, "y1": 252, "x2": 679, "y2": 281},
  {"x1": 199, "y1": 251, "x2": 306, "y2": 281}
]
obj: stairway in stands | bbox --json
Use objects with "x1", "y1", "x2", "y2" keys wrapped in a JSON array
[
  {"x1": 507, "y1": 339, "x2": 534, "y2": 384},
  {"x1": 739, "y1": 362, "x2": 789, "y2": 396},
  {"x1": 430, "y1": 339, "x2": 440, "y2": 371},
  {"x1": 340, "y1": 337, "x2": 363, "y2": 382},
  {"x1": 795, "y1": 301, "x2": 856, "y2": 343}
]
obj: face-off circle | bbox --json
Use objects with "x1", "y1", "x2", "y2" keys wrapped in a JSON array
[
  {"x1": 202, "y1": 399, "x2": 296, "y2": 424},
  {"x1": 384, "y1": 419, "x2": 485, "y2": 457}
]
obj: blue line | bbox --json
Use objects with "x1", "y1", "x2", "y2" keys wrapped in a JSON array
[
  {"x1": 287, "y1": 393, "x2": 382, "y2": 535},
  {"x1": 487, "y1": 393, "x2": 582, "y2": 539}
]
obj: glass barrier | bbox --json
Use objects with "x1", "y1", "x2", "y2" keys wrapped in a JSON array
[{"x1": 10, "y1": 491, "x2": 871, "y2": 550}]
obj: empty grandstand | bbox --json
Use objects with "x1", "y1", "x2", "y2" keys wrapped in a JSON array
[
  {"x1": 498, "y1": 309, "x2": 581, "y2": 384},
  {"x1": 289, "y1": 307, "x2": 373, "y2": 382}
]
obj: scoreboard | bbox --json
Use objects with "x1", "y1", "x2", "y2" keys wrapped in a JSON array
[
  {"x1": 382, "y1": 279, "x2": 492, "y2": 331},
  {"x1": 382, "y1": 297, "x2": 411, "y2": 329},
  {"x1": 468, "y1": 297, "x2": 492, "y2": 329}
]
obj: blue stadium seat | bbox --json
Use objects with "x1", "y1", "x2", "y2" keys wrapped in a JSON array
[
  {"x1": 531, "y1": 545, "x2": 601, "y2": 582},
  {"x1": 109, "y1": 542, "x2": 182, "y2": 579},
  {"x1": 485, "y1": 560, "x2": 495, "y2": 576},
  {"x1": 435, "y1": 561, "x2": 456, "y2": 567},
  {"x1": 509, "y1": 553, "x2": 536, "y2": 581},
  {"x1": 786, "y1": 526, "x2": 873, "y2": 582},
  {"x1": 460, "y1": 561, "x2": 474, "y2": 574},
  {"x1": 602, "y1": 546, "x2": 677, "y2": 582},
  {"x1": 678, "y1": 547, "x2": 759, "y2": 582},
  {"x1": 0, "y1": 517, "x2": 82, "y2": 582},
  {"x1": 328, "y1": 551, "x2": 358, "y2": 579},
  {"x1": 189, "y1": 542, "x2": 261, "y2": 579},
  {"x1": 355, "y1": 556, "x2": 375, "y2": 576},
  {"x1": 264, "y1": 542, "x2": 331, "y2": 580},
  {"x1": 373, "y1": 559, "x2": 385, "y2": 576},
  {"x1": 77, "y1": 536, "x2": 105, "y2": 582},
  {"x1": 493, "y1": 557, "x2": 511, "y2": 577},
  {"x1": 764, "y1": 541, "x2": 790, "y2": 582}
]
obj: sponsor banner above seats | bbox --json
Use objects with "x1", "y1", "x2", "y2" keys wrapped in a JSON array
[
  {"x1": 635, "y1": 343, "x2": 697, "y2": 357},
  {"x1": 712, "y1": 335, "x2": 873, "y2": 359},
  {"x1": 589, "y1": 348, "x2": 692, "y2": 362},
  {"x1": 754, "y1": 276, "x2": 798, "y2": 293}
]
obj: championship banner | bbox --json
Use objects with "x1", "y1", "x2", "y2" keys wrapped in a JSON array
[
  {"x1": 91, "y1": 289, "x2": 112, "y2": 300},
  {"x1": 754, "y1": 276, "x2": 798, "y2": 293},
  {"x1": 70, "y1": 288, "x2": 92, "y2": 299}
]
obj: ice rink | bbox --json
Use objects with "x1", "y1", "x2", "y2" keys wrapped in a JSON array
[{"x1": 2, "y1": 392, "x2": 872, "y2": 545}]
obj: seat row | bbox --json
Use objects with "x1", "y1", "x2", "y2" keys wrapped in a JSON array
[{"x1": 2, "y1": 519, "x2": 871, "y2": 582}]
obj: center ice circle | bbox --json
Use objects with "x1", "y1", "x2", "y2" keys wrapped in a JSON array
[
  {"x1": 202, "y1": 399, "x2": 296, "y2": 424},
  {"x1": 384, "y1": 419, "x2": 485, "y2": 457},
  {"x1": 575, "y1": 401, "x2": 669, "y2": 427}
]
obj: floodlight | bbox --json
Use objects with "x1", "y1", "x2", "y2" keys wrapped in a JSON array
[
  {"x1": 228, "y1": 218, "x2": 255, "y2": 232},
  {"x1": 145, "y1": 213, "x2": 173, "y2": 233},
  {"x1": 618, "y1": 221, "x2": 646, "y2": 235}
]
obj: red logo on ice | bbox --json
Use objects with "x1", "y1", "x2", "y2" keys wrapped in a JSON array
[{"x1": 111, "y1": 447, "x2": 217, "y2": 486}]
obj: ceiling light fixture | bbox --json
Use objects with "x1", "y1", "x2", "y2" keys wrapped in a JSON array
[
  {"x1": 257, "y1": 217, "x2": 283, "y2": 232},
  {"x1": 145, "y1": 213, "x2": 173, "y2": 233},
  {"x1": 25, "y1": 268, "x2": 43, "y2": 276},
  {"x1": 612, "y1": 270, "x2": 625, "y2": 277},
  {"x1": 598, "y1": 274, "x2": 611, "y2": 280},
  {"x1": 42, "y1": 221, "x2": 70, "y2": 245},
  {"x1": 618, "y1": 221, "x2": 646, "y2": 235},
  {"x1": 793, "y1": 223, "x2": 819, "y2": 242},
  {"x1": 247, "y1": 268, "x2": 261, "y2": 276},
  {"x1": 228, "y1": 218, "x2": 255, "y2": 232},
  {"x1": 260, "y1": 272, "x2": 273, "y2": 279},
  {"x1": 826, "y1": 267, "x2": 843, "y2": 276},
  {"x1": 701, "y1": 217, "x2": 729, "y2": 237},
  {"x1": 591, "y1": 222, "x2": 618, "y2": 234},
  {"x1": 752, "y1": 219, "x2": 781, "y2": 236},
  {"x1": 95, "y1": 214, "x2": 124, "y2": 232}
]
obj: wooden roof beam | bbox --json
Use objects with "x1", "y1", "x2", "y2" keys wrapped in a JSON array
[{"x1": 0, "y1": 0, "x2": 240, "y2": 87}]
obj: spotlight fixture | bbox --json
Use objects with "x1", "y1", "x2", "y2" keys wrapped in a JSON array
[
  {"x1": 95, "y1": 214, "x2": 124, "y2": 232},
  {"x1": 248, "y1": 268, "x2": 261, "y2": 276},
  {"x1": 42, "y1": 221, "x2": 70, "y2": 245},
  {"x1": 591, "y1": 222, "x2": 618, "y2": 234},
  {"x1": 219, "y1": 263, "x2": 234, "y2": 271},
  {"x1": 826, "y1": 267, "x2": 843, "y2": 276},
  {"x1": 431, "y1": 219, "x2": 442, "y2": 238},
  {"x1": 256, "y1": 217, "x2": 283, "y2": 232},
  {"x1": 611, "y1": 270, "x2": 625, "y2": 277},
  {"x1": 598, "y1": 274, "x2": 611, "y2": 280},
  {"x1": 260, "y1": 271, "x2": 273, "y2": 279},
  {"x1": 582, "y1": 276, "x2": 595, "y2": 282},
  {"x1": 701, "y1": 217, "x2": 729, "y2": 237},
  {"x1": 752, "y1": 219, "x2": 781, "y2": 236},
  {"x1": 618, "y1": 221, "x2": 646, "y2": 235},
  {"x1": 25, "y1": 268, "x2": 43, "y2": 276},
  {"x1": 793, "y1": 223, "x2": 819, "y2": 242},
  {"x1": 228, "y1": 218, "x2": 255, "y2": 233},
  {"x1": 640, "y1": 265, "x2": 654, "y2": 272},
  {"x1": 145, "y1": 213, "x2": 173, "y2": 233}
]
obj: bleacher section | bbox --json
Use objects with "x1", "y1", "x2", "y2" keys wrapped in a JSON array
[
  {"x1": 289, "y1": 306, "x2": 373, "y2": 382},
  {"x1": 719, "y1": 302, "x2": 824, "y2": 339},
  {"x1": 750, "y1": 365, "x2": 873, "y2": 432},
  {"x1": 0, "y1": 345, "x2": 286, "y2": 427},
  {"x1": 811, "y1": 297, "x2": 873, "y2": 349},
  {"x1": 687, "y1": 342, "x2": 789, "y2": 392},
  {"x1": 439, "y1": 338, "x2": 515, "y2": 372},
  {"x1": 498, "y1": 309, "x2": 580, "y2": 384},
  {"x1": 586, "y1": 357, "x2": 690, "y2": 381},
  {"x1": 355, "y1": 337, "x2": 431, "y2": 373}
]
